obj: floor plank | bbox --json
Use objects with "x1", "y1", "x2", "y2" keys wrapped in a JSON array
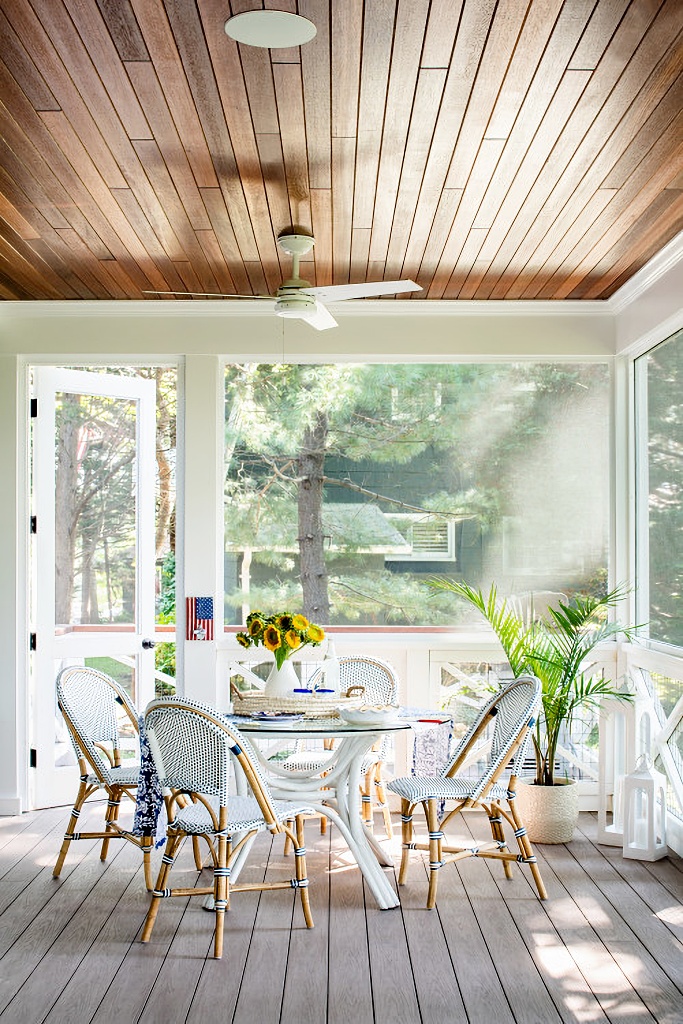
[
  {"x1": 400, "y1": 860, "x2": 469, "y2": 1023},
  {"x1": 327, "y1": 829, "x2": 374, "y2": 1024}
]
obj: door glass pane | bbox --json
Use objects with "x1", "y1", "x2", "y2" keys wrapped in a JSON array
[
  {"x1": 84, "y1": 657, "x2": 138, "y2": 758},
  {"x1": 55, "y1": 391, "x2": 137, "y2": 628}
]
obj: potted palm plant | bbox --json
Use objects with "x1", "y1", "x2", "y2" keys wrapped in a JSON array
[{"x1": 427, "y1": 579, "x2": 637, "y2": 842}]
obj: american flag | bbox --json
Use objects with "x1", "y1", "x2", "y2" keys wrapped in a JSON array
[{"x1": 186, "y1": 596, "x2": 214, "y2": 641}]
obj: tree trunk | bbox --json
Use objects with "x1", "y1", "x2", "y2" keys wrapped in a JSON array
[
  {"x1": 153, "y1": 368, "x2": 174, "y2": 559},
  {"x1": 298, "y1": 410, "x2": 330, "y2": 623}
]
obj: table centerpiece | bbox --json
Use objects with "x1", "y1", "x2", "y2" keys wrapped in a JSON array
[{"x1": 236, "y1": 611, "x2": 325, "y2": 696}]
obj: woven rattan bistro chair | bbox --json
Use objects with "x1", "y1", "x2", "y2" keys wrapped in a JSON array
[
  {"x1": 387, "y1": 675, "x2": 547, "y2": 909},
  {"x1": 53, "y1": 665, "x2": 154, "y2": 889},
  {"x1": 140, "y1": 697, "x2": 314, "y2": 959},
  {"x1": 280, "y1": 656, "x2": 399, "y2": 838}
]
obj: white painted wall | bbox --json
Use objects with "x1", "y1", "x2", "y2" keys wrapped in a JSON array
[{"x1": 181, "y1": 355, "x2": 225, "y2": 705}]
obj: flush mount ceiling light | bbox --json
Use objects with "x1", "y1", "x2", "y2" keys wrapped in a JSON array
[{"x1": 224, "y1": 10, "x2": 317, "y2": 48}]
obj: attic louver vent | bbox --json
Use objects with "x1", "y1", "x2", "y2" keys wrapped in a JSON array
[
  {"x1": 411, "y1": 520, "x2": 450, "y2": 556},
  {"x1": 386, "y1": 515, "x2": 455, "y2": 562}
]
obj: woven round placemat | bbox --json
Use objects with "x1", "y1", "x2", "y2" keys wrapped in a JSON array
[{"x1": 232, "y1": 691, "x2": 363, "y2": 719}]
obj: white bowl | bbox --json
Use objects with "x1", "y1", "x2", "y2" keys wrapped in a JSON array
[{"x1": 338, "y1": 705, "x2": 400, "y2": 727}]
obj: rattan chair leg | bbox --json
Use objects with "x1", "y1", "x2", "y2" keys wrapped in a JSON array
[
  {"x1": 374, "y1": 765, "x2": 393, "y2": 839},
  {"x1": 100, "y1": 786, "x2": 122, "y2": 862},
  {"x1": 141, "y1": 832, "x2": 182, "y2": 943},
  {"x1": 191, "y1": 836, "x2": 204, "y2": 870},
  {"x1": 398, "y1": 799, "x2": 413, "y2": 884},
  {"x1": 508, "y1": 798, "x2": 547, "y2": 900},
  {"x1": 527, "y1": 854, "x2": 547, "y2": 900},
  {"x1": 361, "y1": 774, "x2": 373, "y2": 828},
  {"x1": 141, "y1": 835, "x2": 154, "y2": 890},
  {"x1": 294, "y1": 815, "x2": 314, "y2": 929},
  {"x1": 425, "y1": 798, "x2": 442, "y2": 910},
  {"x1": 53, "y1": 779, "x2": 90, "y2": 878},
  {"x1": 213, "y1": 832, "x2": 229, "y2": 959},
  {"x1": 283, "y1": 819, "x2": 294, "y2": 856},
  {"x1": 488, "y1": 802, "x2": 513, "y2": 879}
]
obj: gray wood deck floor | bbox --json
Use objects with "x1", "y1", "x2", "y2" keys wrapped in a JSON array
[{"x1": 1, "y1": 805, "x2": 682, "y2": 1024}]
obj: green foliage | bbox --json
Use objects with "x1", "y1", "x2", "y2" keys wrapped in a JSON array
[
  {"x1": 84, "y1": 657, "x2": 132, "y2": 691},
  {"x1": 427, "y1": 578, "x2": 637, "y2": 785},
  {"x1": 154, "y1": 605, "x2": 176, "y2": 688},
  {"x1": 154, "y1": 637, "x2": 176, "y2": 675},
  {"x1": 154, "y1": 665, "x2": 176, "y2": 696},
  {"x1": 158, "y1": 552, "x2": 176, "y2": 617}
]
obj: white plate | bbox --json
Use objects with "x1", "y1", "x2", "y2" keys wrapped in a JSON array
[{"x1": 338, "y1": 706, "x2": 400, "y2": 727}]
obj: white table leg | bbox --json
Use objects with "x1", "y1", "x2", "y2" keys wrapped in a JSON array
[{"x1": 260, "y1": 733, "x2": 400, "y2": 909}]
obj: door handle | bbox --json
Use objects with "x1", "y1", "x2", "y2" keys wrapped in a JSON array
[{"x1": 142, "y1": 638, "x2": 156, "y2": 650}]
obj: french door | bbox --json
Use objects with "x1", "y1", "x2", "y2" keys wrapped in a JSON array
[{"x1": 31, "y1": 368, "x2": 157, "y2": 808}]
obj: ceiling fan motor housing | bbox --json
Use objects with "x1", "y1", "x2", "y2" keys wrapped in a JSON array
[{"x1": 275, "y1": 289, "x2": 316, "y2": 318}]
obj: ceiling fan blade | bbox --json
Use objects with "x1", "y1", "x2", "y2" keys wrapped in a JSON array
[
  {"x1": 300, "y1": 300, "x2": 338, "y2": 331},
  {"x1": 308, "y1": 280, "x2": 422, "y2": 302},
  {"x1": 142, "y1": 290, "x2": 275, "y2": 299}
]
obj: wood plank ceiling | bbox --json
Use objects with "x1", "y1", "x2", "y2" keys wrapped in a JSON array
[{"x1": 0, "y1": 0, "x2": 682, "y2": 304}]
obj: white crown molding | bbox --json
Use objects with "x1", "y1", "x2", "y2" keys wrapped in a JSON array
[
  {"x1": 608, "y1": 228, "x2": 683, "y2": 314},
  {"x1": 0, "y1": 297, "x2": 611, "y2": 320},
  {"x1": 615, "y1": 308, "x2": 683, "y2": 360}
]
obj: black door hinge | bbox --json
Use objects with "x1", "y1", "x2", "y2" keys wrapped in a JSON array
[
  {"x1": 30, "y1": 516, "x2": 37, "y2": 534},
  {"x1": 30, "y1": 398, "x2": 38, "y2": 418},
  {"x1": 29, "y1": 749, "x2": 37, "y2": 768},
  {"x1": 29, "y1": 633, "x2": 37, "y2": 651}
]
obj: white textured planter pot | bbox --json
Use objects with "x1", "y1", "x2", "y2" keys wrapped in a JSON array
[{"x1": 514, "y1": 777, "x2": 579, "y2": 844}]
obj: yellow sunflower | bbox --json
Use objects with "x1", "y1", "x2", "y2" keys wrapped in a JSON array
[
  {"x1": 307, "y1": 624, "x2": 325, "y2": 643},
  {"x1": 285, "y1": 630, "x2": 302, "y2": 650},
  {"x1": 263, "y1": 624, "x2": 282, "y2": 651},
  {"x1": 292, "y1": 614, "x2": 309, "y2": 631}
]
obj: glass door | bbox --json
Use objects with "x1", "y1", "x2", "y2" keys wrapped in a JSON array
[{"x1": 31, "y1": 368, "x2": 157, "y2": 808}]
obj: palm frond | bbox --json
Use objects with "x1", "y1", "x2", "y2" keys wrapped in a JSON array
[{"x1": 427, "y1": 577, "x2": 636, "y2": 785}]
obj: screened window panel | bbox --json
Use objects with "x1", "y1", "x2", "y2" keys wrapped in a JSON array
[
  {"x1": 635, "y1": 330, "x2": 683, "y2": 648},
  {"x1": 224, "y1": 362, "x2": 609, "y2": 627}
]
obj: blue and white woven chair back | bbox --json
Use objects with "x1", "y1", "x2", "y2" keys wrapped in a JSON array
[
  {"x1": 443, "y1": 675, "x2": 541, "y2": 797},
  {"x1": 56, "y1": 665, "x2": 138, "y2": 783},
  {"x1": 309, "y1": 656, "x2": 398, "y2": 704},
  {"x1": 145, "y1": 697, "x2": 281, "y2": 822},
  {"x1": 145, "y1": 702, "x2": 231, "y2": 802},
  {"x1": 309, "y1": 656, "x2": 398, "y2": 758},
  {"x1": 489, "y1": 675, "x2": 541, "y2": 771}
]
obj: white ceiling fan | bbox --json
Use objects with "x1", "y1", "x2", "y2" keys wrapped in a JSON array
[{"x1": 144, "y1": 233, "x2": 422, "y2": 330}]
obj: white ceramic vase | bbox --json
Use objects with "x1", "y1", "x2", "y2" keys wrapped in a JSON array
[
  {"x1": 264, "y1": 658, "x2": 299, "y2": 697},
  {"x1": 514, "y1": 777, "x2": 579, "y2": 844}
]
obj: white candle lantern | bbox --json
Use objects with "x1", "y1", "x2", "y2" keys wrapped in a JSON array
[
  {"x1": 622, "y1": 754, "x2": 667, "y2": 861},
  {"x1": 597, "y1": 697, "x2": 635, "y2": 846}
]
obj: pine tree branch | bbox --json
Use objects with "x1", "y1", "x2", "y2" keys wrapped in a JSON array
[{"x1": 323, "y1": 475, "x2": 474, "y2": 519}]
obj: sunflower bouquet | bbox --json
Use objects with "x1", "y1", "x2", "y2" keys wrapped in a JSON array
[{"x1": 236, "y1": 611, "x2": 325, "y2": 669}]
